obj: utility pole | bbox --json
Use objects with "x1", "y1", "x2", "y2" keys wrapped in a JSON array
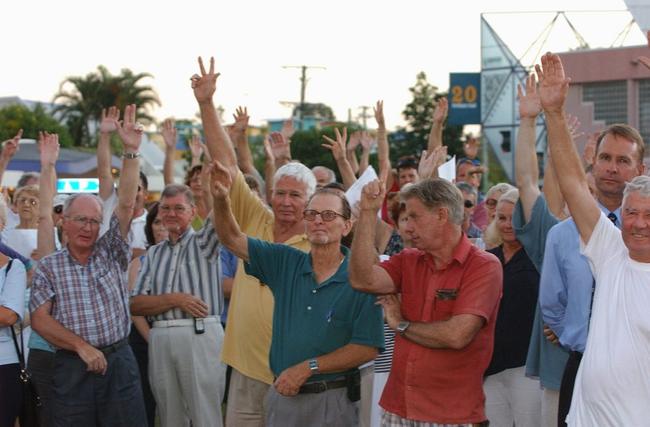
[
  {"x1": 282, "y1": 65, "x2": 326, "y2": 130},
  {"x1": 357, "y1": 105, "x2": 373, "y2": 130}
]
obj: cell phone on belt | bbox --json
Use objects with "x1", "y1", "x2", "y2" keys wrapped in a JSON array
[{"x1": 194, "y1": 318, "x2": 205, "y2": 334}]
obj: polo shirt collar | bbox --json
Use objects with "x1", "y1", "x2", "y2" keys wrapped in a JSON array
[
  {"x1": 300, "y1": 245, "x2": 350, "y2": 285},
  {"x1": 420, "y1": 233, "x2": 472, "y2": 269}
]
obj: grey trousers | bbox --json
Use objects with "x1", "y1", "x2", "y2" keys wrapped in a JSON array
[
  {"x1": 264, "y1": 385, "x2": 358, "y2": 427},
  {"x1": 149, "y1": 320, "x2": 226, "y2": 427}
]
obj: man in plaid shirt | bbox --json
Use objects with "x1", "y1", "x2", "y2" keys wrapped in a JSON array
[{"x1": 30, "y1": 105, "x2": 146, "y2": 427}]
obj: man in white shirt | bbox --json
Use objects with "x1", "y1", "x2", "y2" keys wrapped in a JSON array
[{"x1": 537, "y1": 52, "x2": 649, "y2": 426}]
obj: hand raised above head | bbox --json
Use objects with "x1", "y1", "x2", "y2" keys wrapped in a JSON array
[
  {"x1": 536, "y1": 52, "x2": 570, "y2": 115},
  {"x1": 192, "y1": 56, "x2": 219, "y2": 104},
  {"x1": 100, "y1": 106, "x2": 120, "y2": 134},
  {"x1": 360, "y1": 179, "x2": 386, "y2": 212},
  {"x1": 188, "y1": 134, "x2": 203, "y2": 159},
  {"x1": 231, "y1": 106, "x2": 249, "y2": 133},
  {"x1": 209, "y1": 160, "x2": 233, "y2": 200},
  {"x1": 1, "y1": 129, "x2": 22, "y2": 162},
  {"x1": 517, "y1": 73, "x2": 541, "y2": 119},
  {"x1": 322, "y1": 128, "x2": 347, "y2": 161},
  {"x1": 161, "y1": 119, "x2": 177, "y2": 150},
  {"x1": 38, "y1": 131, "x2": 60, "y2": 166},
  {"x1": 269, "y1": 131, "x2": 291, "y2": 160},
  {"x1": 115, "y1": 104, "x2": 143, "y2": 152},
  {"x1": 374, "y1": 100, "x2": 385, "y2": 128},
  {"x1": 432, "y1": 97, "x2": 448, "y2": 124}
]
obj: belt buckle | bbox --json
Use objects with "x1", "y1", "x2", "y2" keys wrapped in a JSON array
[{"x1": 317, "y1": 382, "x2": 326, "y2": 393}]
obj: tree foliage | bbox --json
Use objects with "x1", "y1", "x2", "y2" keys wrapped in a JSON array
[
  {"x1": 292, "y1": 103, "x2": 335, "y2": 121},
  {"x1": 52, "y1": 65, "x2": 160, "y2": 147},
  {"x1": 0, "y1": 104, "x2": 73, "y2": 147}
]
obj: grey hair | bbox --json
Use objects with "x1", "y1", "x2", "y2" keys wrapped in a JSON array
[
  {"x1": 161, "y1": 184, "x2": 195, "y2": 205},
  {"x1": 498, "y1": 188, "x2": 520, "y2": 205},
  {"x1": 311, "y1": 166, "x2": 336, "y2": 184},
  {"x1": 486, "y1": 182, "x2": 515, "y2": 200},
  {"x1": 401, "y1": 178, "x2": 464, "y2": 225},
  {"x1": 623, "y1": 176, "x2": 650, "y2": 206},
  {"x1": 17, "y1": 172, "x2": 40, "y2": 188},
  {"x1": 273, "y1": 162, "x2": 317, "y2": 198},
  {"x1": 63, "y1": 193, "x2": 104, "y2": 217},
  {"x1": 456, "y1": 182, "x2": 477, "y2": 199}
]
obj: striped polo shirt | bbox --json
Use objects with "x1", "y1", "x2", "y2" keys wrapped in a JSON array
[{"x1": 132, "y1": 218, "x2": 223, "y2": 321}]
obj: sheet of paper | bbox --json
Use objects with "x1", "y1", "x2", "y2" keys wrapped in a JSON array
[
  {"x1": 345, "y1": 165, "x2": 378, "y2": 212},
  {"x1": 437, "y1": 155, "x2": 456, "y2": 182},
  {"x1": 3, "y1": 229, "x2": 38, "y2": 259}
]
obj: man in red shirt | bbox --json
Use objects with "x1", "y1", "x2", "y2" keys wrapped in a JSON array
[{"x1": 350, "y1": 178, "x2": 502, "y2": 426}]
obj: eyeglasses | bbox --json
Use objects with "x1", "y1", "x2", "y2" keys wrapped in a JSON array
[
  {"x1": 66, "y1": 216, "x2": 102, "y2": 227},
  {"x1": 16, "y1": 197, "x2": 38, "y2": 206},
  {"x1": 464, "y1": 200, "x2": 475, "y2": 209},
  {"x1": 53, "y1": 205, "x2": 63, "y2": 214},
  {"x1": 303, "y1": 209, "x2": 347, "y2": 222},
  {"x1": 159, "y1": 205, "x2": 191, "y2": 214},
  {"x1": 485, "y1": 199, "x2": 497, "y2": 208}
]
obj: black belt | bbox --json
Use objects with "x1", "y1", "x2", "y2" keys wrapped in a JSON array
[
  {"x1": 58, "y1": 337, "x2": 128, "y2": 357},
  {"x1": 298, "y1": 378, "x2": 347, "y2": 394}
]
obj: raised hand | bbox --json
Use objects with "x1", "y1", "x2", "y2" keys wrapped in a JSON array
[
  {"x1": 280, "y1": 119, "x2": 295, "y2": 142},
  {"x1": 263, "y1": 135, "x2": 274, "y2": 163},
  {"x1": 518, "y1": 73, "x2": 542, "y2": 119},
  {"x1": 231, "y1": 106, "x2": 249, "y2": 134},
  {"x1": 582, "y1": 131, "x2": 599, "y2": 167},
  {"x1": 191, "y1": 56, "x2": 219, "y2": 104},
  {"x1": 360, "y1": 131, "x2": 375, "y2": 151},
  {"x1": 374, "y1": 100, "x2": 385, "y2": 128},
  {"x1": 38, "y1": 132, "x2": 60, "y2": 167},
  {"x1": 536, "y1": 52, "x2": 570, "y2": 114},
  {"x1": 115, "y1": 104, "x2": 143, "y2": 152},
  {"x1": 463, "y1": 136, "x2": 480, "y2": 160},
  {"x1": 348, "y1": 130, "x2": 361, "y2": 151},
  {"x1": 567, "y1": 114, "x2": 584, "y2": 142},
  {"x1": 360, "y1": 179, "x2": 386, "y2": 212},
  {"x1": 209, "y1": 160, "x2": 233, "y2": 200},
  {"x1": 418, "y1": 145, "x2": 448, "y2": 179},
  {"x1": 322, "y1": 128, "x2": 348, "y2": 161},
  {"x1": 188, "y1": 134, "x2": 203, "y2": 160},
  {"x1": 161, "y1": 119, "x2": 177, "y2": 151},
  {"x1": 269, "y1": 131, "x2": 292, "y2": 161},
  {"x1": 1, "y1": 129, "x2": 22, "y2": 163},
  {"x1": 432, "y1": 97, "x2": 448, "y2": 124},
  {"x1": 100, "y1": 106, "x2": 120, "y2": 134}
]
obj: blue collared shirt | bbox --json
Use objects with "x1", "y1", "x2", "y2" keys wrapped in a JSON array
[{"x1": 539, "y1": 203, "x2": 621, "y2": 353}]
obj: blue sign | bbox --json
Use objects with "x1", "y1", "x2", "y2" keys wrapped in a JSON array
[
  {"x1": 57, "y1": 178, "x2": 100, "y2": 193},
  {"x1": 448, "y1": 73, "x2": 481, "y2": 125}
]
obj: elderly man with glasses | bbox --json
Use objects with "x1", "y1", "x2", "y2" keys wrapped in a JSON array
[
  {"x1": 30, "y1": 105, "x2": 147, "y2": 427},
  {"x1": 209, "y1": 159, "x2": 384, "y2": 427}
]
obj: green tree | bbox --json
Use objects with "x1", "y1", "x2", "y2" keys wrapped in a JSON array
[
  {"x1": 398, "y1": 72, "x2": 464, "y2": 160},
  {"x1": 293, "y1": 103, "x2": 335, "y2": 121},
  {"x1": 0, "y1": 104, "x2": 73, "y2": 147},
  {"x1": 53, "y1": 65, "x2": 160, "y2": 146}
]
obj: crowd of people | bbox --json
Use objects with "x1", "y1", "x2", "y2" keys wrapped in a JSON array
[{"x1": 0, "y1": 53, "x2": 649, "y2": 427}]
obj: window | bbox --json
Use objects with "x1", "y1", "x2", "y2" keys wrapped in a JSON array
[
  {"x1": 582, "y1": 81, "x2": 628, "y2": 125},
  {"x1": 638, "y1": 79, "x2": 650, "y2": 145}
]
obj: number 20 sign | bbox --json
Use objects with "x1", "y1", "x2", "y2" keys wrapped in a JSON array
[{"x1": 448, "y1": 73, "x2": 481, "y2": 125}]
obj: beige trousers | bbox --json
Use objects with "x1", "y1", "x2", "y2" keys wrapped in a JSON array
[{"x1": 225, "y1": 368, "x2": 270, "y2": 427}]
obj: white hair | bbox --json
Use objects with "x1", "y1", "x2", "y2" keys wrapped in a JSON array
[
  {"x1": 311, "y1": 166, "x2": 336, "y2": 184},
  {"x1": 486, "y1": 182, "x2": 515, "y2": 200},
  {"x1": 498, "y1": 188, "x2": 519, "y2": 205},
  {"x1": 623, "y1": 176, "x2": 650, "y2": 206},
  {"x1": 63, "y1": 193, "x2": 104, "y2": 217},
  {"x1": 273, "y1": 162, "x2": 317, "y2": 198}
]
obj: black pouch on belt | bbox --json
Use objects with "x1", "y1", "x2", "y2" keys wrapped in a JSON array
[{"x1": 345, "y1": 369, "x2": 361, "y2": 402}]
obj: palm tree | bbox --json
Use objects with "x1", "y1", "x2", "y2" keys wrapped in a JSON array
[{"x1": 53, "y1": 66, "x2": 160, "y2": 146}]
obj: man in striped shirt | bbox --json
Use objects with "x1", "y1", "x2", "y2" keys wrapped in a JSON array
[{"x1": 130, "y1": 183, "x2": 225, "y2": 427}]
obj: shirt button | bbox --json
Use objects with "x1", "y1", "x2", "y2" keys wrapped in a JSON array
[
  {"x1": 312, "y1": 290, "x2": 317, "y2": 294},
  {"x1": 307, "y1": 306, "x2": 312, "y2": 310}
]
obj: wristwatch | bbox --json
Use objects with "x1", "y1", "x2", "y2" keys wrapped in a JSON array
[
  {"x1": 308, "y1": 358, "x2": 320, "y2": 374},
  {"x1": 396, "y1": 321, "x2": 411, "y2": 336},
  {"x1": 122, "y1": 151, "x2": 141, "y2": 159}
]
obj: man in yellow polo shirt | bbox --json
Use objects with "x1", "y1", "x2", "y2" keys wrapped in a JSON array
[{"x1": 191, "y1": 56, "x2": 314, "y2": 426}]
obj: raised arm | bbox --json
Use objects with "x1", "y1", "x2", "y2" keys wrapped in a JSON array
[
  {"x1": 161, "y1": 118, "x2": 177, "y2": 186},
  {"x1": 374, "y1": 101, "x2": 391, "y2": 185},
  {"x1": 418, "y1": 146, "x2": 448, "y2": 181},
  {"x1": 346, "y1": 131, "x2": 361, "y2": 175},
  {"x1": 0, "y1": 130, "x2": 22, "y2": 187},
  {"x1": 229, "y1": 106, "x2": 256, "y2": 175},
  {"x1": 358, "y1": 131, "x2": 374, "y2": 176},
  {"x1": 515, "y1": 73, "x2": 542, "y2": 222},
  {"x1": 427, "y1": 97, "x2": 447, "y2": 152},
  {"x1": 349, "y1": 180, "x2": 398, "y2": 294},
  {"x1": 192, "y1": 57, "x2": 238, "y2": 179},
  {"x1": 262, "y1": 135, "x2": 276, "y2": 202},
  {"x1": 113, "y1": 104, "x2": 143, "y2": 239},
  {"x1": 36, "y1": 132, "x2": 59, "y2": 257},
  {"x1": 322, "y1": 128, "x2": 357, "y2": 189},
  {"x1": 209, "y1": 161, "x2": 250, "y2": 261},
  {"x1": 98, "y1": 107, "x2": 119, "y2": 200},
  {"x1": 538, "y1": 53, "x2": 599, "y2": 242},
  {"x1": 188, "y1": 134, "x2": 204, "y2": 168}
]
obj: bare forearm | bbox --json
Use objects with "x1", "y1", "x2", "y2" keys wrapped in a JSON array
[
  {"x1": 349, "y1": 210, "x2": 379, "y2": 291},
  {"x1": 264, "y1": 158, "x2": 275, "y2": 202},
  {"x1": 0, "y1": 159, "x2": 8, "y2": 187},
  {"x1": 199, "y1": 101, "x2": 238, "y2": 175},
  {"x1": 163, "y1": 147, "x2": 175, "y2": 185},
  {"x1": 401, "y1": 317, "x2": 480, "y2": 350},
  {"x1": 32, "y1": 310, "x2": 87, "y2": 352},
  {"x1": 130, "y1": 294, "x2": 179, "y2": 316},
  {"x1": 358, "y1": 148, "x2": 370, "y2": 176},
  {"x1": 376, "y1": 127, "x2": 390, "y2": 183},
  {"x1": 314, "y1": 343, "x2": 377, "y2": 374},
  {"x1": 213, "y1": 195, "x2": 249, "y2": 261},
  {"x1": 546, "y1": 113, "x2": 588, "y2": 193},
  {"x1": 38, "y1": 163, "x2": 57, "y2": 255},
  {"x1": 98, "y1": 133, "x2": 115, "y2": 200},
  {"x1": 427, "y1": 121, "x2": 443, "y2": 152},
  {"x1": 335, "y1": 157, "x2": 357, "y2": 190},
  {"x1": 233, "y1": 131, "x2": 256, "y2": 175},
  {"x1": 116, "y1": 156, "x2": 139, "y2": 236},
  {"x1": 132, "y1": 316, "x2": 151, "y2": 342},
  {"x1": 543, "y1": 156, "x2": 567, "y2": 220},
  {"x1": 346, "y1": 149, "x2": 360, "y2": 175},
  {"x1": 515, "y1": 117, "x2": 541, "y2": 221}
]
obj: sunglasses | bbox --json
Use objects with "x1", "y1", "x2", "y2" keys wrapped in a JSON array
[
  {"x1": 464, "y1": 200, "x2": 475, "y2": 209},
  {"x1": 303, "y1": 209, "x2": 347, "y2": 222}
]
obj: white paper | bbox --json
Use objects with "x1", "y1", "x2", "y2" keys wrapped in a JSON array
[
  {"x1": 345, "y1": 165, "x2": 379, "y2": 213},
  {"x1": 437, "y1": 155, "x2": 456, "y2": 182},
  {"x1": 2, "y1": 229, "x2": 38, "y2": 259}
]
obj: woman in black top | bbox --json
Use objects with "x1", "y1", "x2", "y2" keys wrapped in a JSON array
[{"x1": 483, "y1": 189, "x2": 542, "y2": 426}]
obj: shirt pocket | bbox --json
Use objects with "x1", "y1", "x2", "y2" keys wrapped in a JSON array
[{"x1": 432, "y1": 288, "x2": 458, "y2": 321}]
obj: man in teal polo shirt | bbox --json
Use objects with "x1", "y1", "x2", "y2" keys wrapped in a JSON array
[{"x1": 209, "y1": 161, "x2": 384, "y2": 427}]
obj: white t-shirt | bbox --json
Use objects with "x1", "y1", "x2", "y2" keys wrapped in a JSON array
[
  {"x1": 567, "y1": 213, "x2": 650, "y2": 426},
  {"x1": 99, "y1": 190, "x2": 145, "y2": 250}
]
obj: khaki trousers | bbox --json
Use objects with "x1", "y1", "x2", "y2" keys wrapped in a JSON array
[{"x1": 225, "y1": 368, "x2": 270, "y2": 427}]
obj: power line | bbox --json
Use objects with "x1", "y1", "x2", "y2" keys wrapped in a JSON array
[{"x1": 282, "y1": 65, "x2": 326, "y2": 130}]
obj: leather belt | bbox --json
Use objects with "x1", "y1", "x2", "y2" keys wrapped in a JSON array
[
  {"x1": 298, "y1": 378, "x2": 347, "y2": 394},
  {"x1": 98, "y1": 337, "x2": 128, "y2": 355}
]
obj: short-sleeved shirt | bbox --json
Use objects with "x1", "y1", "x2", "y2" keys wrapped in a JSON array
[
  {"x1": 0, "y1": 259, "x2": 26, "y2": 365},
  {"x1": 512, "y1": 195, "x2": 568, "y2": 390},
  {"x1": 132, "y1": 218, "x2": 222, "y2": 321},
  {"x1": 221, "y1": 172, "x2": 310, "y2": 385},
  {"x1": 30, "y1": 215, "x2": 132, "y2": 348},
  {"x1": 244, "y1": 238, "x2": 384, "y2": 381},
  {"x1": 378, "y1": 235, "x2": 502, "y2": 424},
  {"x1": 567, "y1": 213, "x2": 650, "y2": 425},
  {"x1": 485, "y1": 246, "x2": 539, "y2": 376}
]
